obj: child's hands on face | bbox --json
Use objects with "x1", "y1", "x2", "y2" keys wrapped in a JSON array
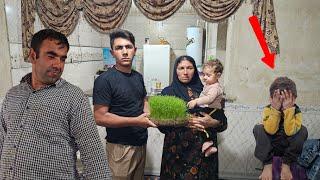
[
  {"x1": 187, "y1": 100, "x2": 197, "y2": 109},
  {"x1": 270, "y1": 89, "x2": 283, "y2": 110},
  {"x1": 281, "y1": 89, "x2": 295, "y2": 110}
]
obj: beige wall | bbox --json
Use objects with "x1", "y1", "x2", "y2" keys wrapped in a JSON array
[
  {"x1": 0, "y1": 0, "x2": 12, "y2": 97},
  {"x1": 224, "y1": 0, "x2": 320, "y2": 106}
]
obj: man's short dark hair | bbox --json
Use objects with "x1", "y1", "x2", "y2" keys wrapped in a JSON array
[
  {"x1": 31, "y1": 29, "x2": 69, "y2": 58},
  {"x1": 109, "y1": 29, "x2": 135, "y2": 49},
  {"x1": 269, "y1": 77, "x2": 297, "y2": 97}
]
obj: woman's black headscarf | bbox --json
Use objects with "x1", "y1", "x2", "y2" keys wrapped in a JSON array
[{"x1": 162, "y1": 55, "x2": 203, "y2": 102}]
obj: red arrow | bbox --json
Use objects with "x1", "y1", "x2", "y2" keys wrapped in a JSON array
[{"x1": 249, "y1": 15, "x2": 276, "y2": 69}]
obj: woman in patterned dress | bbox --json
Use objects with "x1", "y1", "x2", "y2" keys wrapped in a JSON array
[{"x1": 159, "y1": 55, "x2": 227, "y2": 180}]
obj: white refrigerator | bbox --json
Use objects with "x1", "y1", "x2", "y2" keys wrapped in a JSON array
[
  {"x1": 143, "y1": 44, "x2": 173, "y2": 175},
  {"x1": 143, "y1": 44, "x2": 172, "y2": 95}
]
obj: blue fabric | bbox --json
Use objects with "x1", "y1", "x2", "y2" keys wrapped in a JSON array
[
  {"x1": 307, "y1": 157, "x2": 320, "y2": 180},
  {"x1": 298, "y1": 139, "x2": 320, "y2": 180}
]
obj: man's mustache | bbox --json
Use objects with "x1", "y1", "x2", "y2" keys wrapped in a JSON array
[{"x1": 47, "y1": 67, "x2": 62, "y2": 74}]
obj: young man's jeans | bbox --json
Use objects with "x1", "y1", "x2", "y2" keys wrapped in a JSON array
[{"x1": 298, "y1": 139, "x2": 320, "y2": 180}]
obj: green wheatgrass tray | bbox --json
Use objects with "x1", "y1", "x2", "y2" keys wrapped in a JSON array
[
  {"x1": 149, "y1": 95, "x2": 210, "y2": 138},
  {"x1": 149, "y1": 95, "x2": 190, "y2": 126}
]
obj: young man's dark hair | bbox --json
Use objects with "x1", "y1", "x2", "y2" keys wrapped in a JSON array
[
  {"x1": 109, "y1": 29, "x2": 135, "y2": 49},
  {"x1": 269, "y1": 76, "x2": 297, "y2": 98},
  {"x1": 30, "y1": 29, "x2": 69, "y2": 58}
]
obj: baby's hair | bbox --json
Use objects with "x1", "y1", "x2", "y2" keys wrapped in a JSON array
[
  {"x1": 269, "y1": 76, "x2": 297, "y2": 97},
  {"x1": 203, "y1": 59, "x2": 223, "y2": 74}
]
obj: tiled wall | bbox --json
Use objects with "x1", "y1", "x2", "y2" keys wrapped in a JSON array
[{"x1": 0, "y1": 0, "x2": 11, "y2": 97}]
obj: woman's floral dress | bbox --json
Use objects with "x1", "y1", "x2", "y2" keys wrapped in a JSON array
[{"x1": 159, "y1": 126, "x2": 219, "y2": 180}]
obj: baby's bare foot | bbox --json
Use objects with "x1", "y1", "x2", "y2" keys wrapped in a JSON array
[
  {"x1": 259, "y1": 164, "x2": 272, "y2": 180},
  {"x1": 202, "y1": 141, "x2": 213, "y2": 152},
  {"x1": 202, "y1": 141, "x2": 217, "y2": 157},
  {"x1": 281, "y1": 164, "x2": 293, "y2": 180},
  {"x1": 204, "y1": 146, "x2": 217, "y2": 157}
]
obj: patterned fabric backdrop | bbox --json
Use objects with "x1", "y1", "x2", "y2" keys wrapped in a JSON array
[
  {"x1": 190, "y1": 0, "x2": 243, "y2": 23},
  {"x1": 21, "y1": 0, "x2": 131, "y2": 62},
  {"x1": 133, "y1": 0, "x2": 185, "y2": 21},
  {"x1": 21, "y1": 0, "x2": 279, "y2": 61},
  {"x1": 252, "y1": 0, "x2": 280, "y2": 54}
]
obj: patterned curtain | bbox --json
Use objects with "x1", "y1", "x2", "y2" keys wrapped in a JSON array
[
  {"x1": 83, "y1": 0, "x2": 131, "y2": 33},
  {"x1": 21, "y1": 0, "x2": 131, "y2": 62},
  {"x1": 252, "y1": 0, "x2": 280, "y2": 54},
  {"x1": 36, "y1": 0, "x2": 80, "y2": 36},
  {"x1": 134, "y1": 0, "x2": 185, "y2": 21},
  {"x1": 21, "y1": 0, "x2": 36, "y2": 62},
  {"x1": 190, "y1": 0, "x2": 243, "y2": 23},
  {"x1": 21, "y1": 0, "x2": 248, "y2": 62}
]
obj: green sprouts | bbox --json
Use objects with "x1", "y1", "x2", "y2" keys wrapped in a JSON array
[{"x1": 149, "y1": 96, "x2": 188, "y2": 124}]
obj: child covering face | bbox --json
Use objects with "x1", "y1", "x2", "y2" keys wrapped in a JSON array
[{"x1": 253, "y1": 77, "x2": 308, "y2": 180}]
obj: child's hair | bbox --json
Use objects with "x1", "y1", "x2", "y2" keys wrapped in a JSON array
[
  {"x1": 203, "y1": 59, "x2": 223, "y2": 74},
  {"x1": 269, "y1": 77, "x2": 297, "y2": 97}
]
